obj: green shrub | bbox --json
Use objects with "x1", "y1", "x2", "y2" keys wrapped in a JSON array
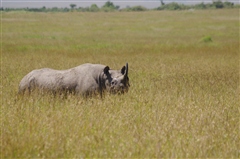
[
  {"x1": 212, "y1": 0, "x2": 224, "y2": 8},
  {"x1": 200, "y1": 36, "x2": 212, "y2": 43},
  {"x1": 194, "y1": 2, "x2": 207, "y2": 9},
  {"x1": 157, "y1": 2, "x2": 189, "y2": 10},
  {"x1": 101, "y1": 1, "x2": 119, "y2": 12},
  {"x1": 89, "y1": 4, "x2": 99, "y2": 12},
  {"x1": 223, "y1": 1, "x2": 234, "y2": 8},
  {"x1": 130, "y1": 6, "x2": 147, "y2": 11}
]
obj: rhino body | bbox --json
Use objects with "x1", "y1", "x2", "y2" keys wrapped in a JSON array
[{"x1": 19, "y1": 63, "x2": 130, "y2": 97}]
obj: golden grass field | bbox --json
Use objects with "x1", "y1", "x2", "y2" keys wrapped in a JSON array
[{"x1": 1, "y1": 9, "x2": 239, "y2": 157}]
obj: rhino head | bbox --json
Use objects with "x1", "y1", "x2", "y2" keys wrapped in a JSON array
[{"x1": 103, "y1": 63, "x2": 130, "y2": 94}]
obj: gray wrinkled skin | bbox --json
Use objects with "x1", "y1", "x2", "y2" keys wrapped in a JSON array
[{"x1": 19, "y1": 63, "x2": 130, "y2": 97}]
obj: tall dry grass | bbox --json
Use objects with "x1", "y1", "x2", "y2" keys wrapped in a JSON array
[{"x1": 1, "y1": 9, "x2": 239, "y2": 158}]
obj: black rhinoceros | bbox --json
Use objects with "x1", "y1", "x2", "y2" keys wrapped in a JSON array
[{"x1": 19, "y1": 63, "x2": 130, "y2": 97}]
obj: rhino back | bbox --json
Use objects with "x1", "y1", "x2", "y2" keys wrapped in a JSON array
[{"x1": 72, "y1": 63, "x2": 106, "y2": 94}]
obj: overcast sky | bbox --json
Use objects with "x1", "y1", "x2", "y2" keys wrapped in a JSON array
[{"x1": 1, "y1": 0, "x2": 239, "y2": 9}]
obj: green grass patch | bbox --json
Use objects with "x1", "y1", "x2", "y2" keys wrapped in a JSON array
[{"x1": 200, "y1": 35, "x2": 213, "y2": 43}]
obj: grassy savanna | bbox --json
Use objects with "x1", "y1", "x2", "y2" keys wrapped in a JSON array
[{"x1": 1, "y1": 9, "x2": 239, "y2": 157}]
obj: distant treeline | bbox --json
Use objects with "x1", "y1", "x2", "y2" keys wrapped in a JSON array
[{"x1": 1, "y1": 0, "x2": 239, "y2": 12}]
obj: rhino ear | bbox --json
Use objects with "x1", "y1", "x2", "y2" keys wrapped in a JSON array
[
  {"x1": 121, "y1": 66, "x2": 126, "y2": 75},
  {"x1": 104, "y1": 66, "x2": 110, "y2": 75},
  {"x1": 125, "y1": 63, "x2": 128, "y2": 76},
  {"x1": 121, "y1": 63, "x2": 128, "y2": 76}
]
